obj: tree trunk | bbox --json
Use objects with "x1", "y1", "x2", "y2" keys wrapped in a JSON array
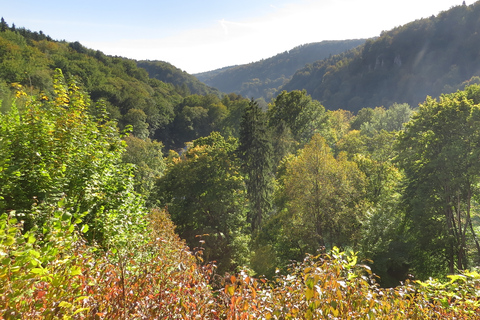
[{"x1": 445, "y1": 203, "x2": 456, "y2": 274}]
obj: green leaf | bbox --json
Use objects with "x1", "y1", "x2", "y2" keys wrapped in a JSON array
[
  {"x1": 29, "y1": 249, "x2": 40, "y2": 258},
  {"x1": 440, "y1": 297, "x2": 449, "y2": 308},
  {"x1": 80, "y1": 224, "x2": 89, "y2": 233},
  {"x1": 61, "y1": 212, "x2": 72, "y2": 221},
  {"x1": 447, "y1": 274, "x2": 466, "y2": 283},
  {"x1": 27, "y1": 234, "x2": 36, "y2": 244},
  {"x1": 8, "y1": 217, "x2": 18, "y2": 224},
  {"x1": 75, "y1": 296, "x2": 89, "y2": 302},
  {"x1": 4, "y1": 235, "x2": 15, "y2": 246},
  {"x1": 306, "y1": 277, "x2": 315, "y2": 289},
  {"x1": 305, "y1": 287, "x2": 314, "y2": 301},
  {"x1": 58, "y1": 197, "x2": 66, "y2": 207},
  {"x1": 31, "y1": 268, "x2": 46, "y2": 275}
]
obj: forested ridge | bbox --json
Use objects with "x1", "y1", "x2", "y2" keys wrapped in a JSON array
[
  {"x1": 282, "y1": 1, "x2": 480, "y2": 112},
  {"x1": 1, "y1": 4, "x2": 480, "y2": 318},
  {"x1": 194, "y1": 39, "x2": 366, "y2": 103},
  {"x1": 136, "y1": 60, "x2": 221, "y2": 97}
]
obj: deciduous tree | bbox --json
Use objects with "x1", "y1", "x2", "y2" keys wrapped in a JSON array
[
  {"x1": 0, "y1": 69, "x2": 146, "y2": 247},
  {"x1": 268, "y1": 90, "x2": 325, "y2": 146},
  {"x1": 273, "y1": 134, "x2": 367, "y2": 263},
  {"x1": 397, "y1": 85, "x2": 480, "y2": 276},
  {"x1": 154, "y1": 132, "x2": 249, "y2": 272}
]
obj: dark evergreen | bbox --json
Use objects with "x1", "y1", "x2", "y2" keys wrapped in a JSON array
[
  {"x1": 0, "y1": 17, "x2": 8, "y2": 32},
  {"x1": 238, "y1": 99, "x2": 274, "y2": 231}
]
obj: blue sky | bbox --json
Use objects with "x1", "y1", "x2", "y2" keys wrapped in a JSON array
[{"x1": 1, "y1": 0, "x2": 476, "y2": 73}]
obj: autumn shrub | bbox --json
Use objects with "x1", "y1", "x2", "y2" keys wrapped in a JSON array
[
  {"x1": 0, "y1": 206, "x2": 220, "y2": 319},
  {"x1": 219, "y1": 247, "x2": 480, "y2": 319}
]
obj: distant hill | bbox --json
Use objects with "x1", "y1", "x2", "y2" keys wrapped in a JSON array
[
  {"x1": 137, "y1": 60, "x2": 221, "y2": 96},
  {"x1": 194, "y1": 39, "x2": 366, "y2": 102},
  {"x1": 0, "y1": 22, "x2": 188, "y2": 142},
  {"x1": 282, "y1": 2, "x2": 480, "y2": 112},
  {"x1": 195, "y1": 65, "x2": 237, "y2": 81}
]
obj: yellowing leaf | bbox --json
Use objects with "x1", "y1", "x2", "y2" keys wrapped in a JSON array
[
  {"x1": 59, "y1": 301, "x2": 72, "y2": 308},
  {"x1": 306, "y1": 287, "x2": 314, "y2": 301}
]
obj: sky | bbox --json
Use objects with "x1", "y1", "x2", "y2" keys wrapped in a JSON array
[{"x1": 1, "y1": 0, "x2": 477, "y2": 74}]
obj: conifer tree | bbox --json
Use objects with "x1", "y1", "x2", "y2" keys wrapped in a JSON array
[
  {"x1": 238, "y1": 99, "x2": 274, "y2": 231},
  {"x1": 0, "y1": 18, "x2": 8, "y2": 32}
]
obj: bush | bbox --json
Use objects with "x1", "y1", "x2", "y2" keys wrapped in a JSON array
[
  {"x1": 0, "y1": 207, "x2": 219, "y2": 319},
  {"x1": 220, "y1": 247, "x2": 480, "y2": 319}
]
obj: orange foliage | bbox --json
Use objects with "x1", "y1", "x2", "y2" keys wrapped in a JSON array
[{"x1": 1, "y1": 209, "x2": 219, "y2": 319}]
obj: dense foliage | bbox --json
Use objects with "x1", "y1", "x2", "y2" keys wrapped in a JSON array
[
  {"x1": 222, "y1": 248, "x2": 480, "y2": 319},
  {"x1": 238, "y1": 99, "x2": 274, "y2": 232},
  {"x1": 0, "y1": 70, "x2": 145, "y2": 247},
  {"x1": 397, "y1": 85, "x2": 480, "y2": 278},
  {"x1": 0, "y1": 72, "x2": 220, "y2": 319},
  {"x1": 137, "y1": 60, "x2": 221, "y2": 97},
  {"x1": 153, "y1": 132, "x2": 250, "y2": 274}
]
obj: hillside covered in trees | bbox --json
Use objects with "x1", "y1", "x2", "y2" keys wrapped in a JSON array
[
  {"x1": 2, "y1": 3, "x2": 480, "y2": 318},
  {"x1": 282, "y1": 1, "x2": 480, "y2": 112},
  {"x1": 195, "y1": 39, "x2": 366, "y2": 104},
  {"x1": 137, "y1": 59, "x2": 221, "y2": 97}
]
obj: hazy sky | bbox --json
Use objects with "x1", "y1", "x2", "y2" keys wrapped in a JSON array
[{"x1": 1, "y1": 0, "x2": 476, "y2": 73}]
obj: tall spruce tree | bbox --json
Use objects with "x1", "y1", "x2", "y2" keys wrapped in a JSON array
[
  {"x1": 239, "y1": 99, "x2": 274, "y2": 231},
  {"x1": 0, "y1": 18, "x2": 8, "y2": 32}
]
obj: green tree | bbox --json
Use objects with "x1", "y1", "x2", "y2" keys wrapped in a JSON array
[
  {"x1": 122, "y1": 108, "x2": 149, "y2": 139},
  {"x1": 397, "y1": 85, "x2": 480, "y2": 277},
  {"x1": 0, "y1": 18, "x2": 7, "y2": 32},
  {"x1": 354, "y1": 154, "x2": 407, "y2": 286},
  {"x1": 350, "y1": 107, "x2": 375, "y2": 130},
  {"x1": 164, "y1": 94, "x2": 228, "y2": 149},
  {"x1": 122, "y1": 135, "x2": 166, "y2": 198},
  {"x1": 267, "y1": 90, "x2": 325, "y2": 146},
  {"x1": 335, "y1": 119, "x2": 407, "y2": 285},
  {"x1": 0, "y1": 69, "x2": 146, "y2": 247},
  {"x1": 238, "y1": 99, "x2": 274, "y2": 232},
  {"x1": 361, "y1": 103, "x2": 413, "y2": 136},
  {"x1": 319, "y1": 109, "x2": 354, "y2": 147},
  {"x1": 153, "y1": 132, "x2": 249, "y2": 272},
  {"x1": 219, "y1": 93, "x2": 249, "y2": 138},
  {"x1": 270, "y1": 134, "x2": 367, "y2": 265}
]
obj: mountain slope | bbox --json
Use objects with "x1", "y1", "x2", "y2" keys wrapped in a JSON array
[
  {"x1": 0, "y1": 23, "x2": 194, "y2": 143},
  {"x1": 137, "y1": 60, "x2": 221, "y2": 96},
  {"x1": 195, "y1": 39, "x2": 366, "y2": 101},
  {"x1": 282, "y1": 2, "x2": 480, "y2": 112}
]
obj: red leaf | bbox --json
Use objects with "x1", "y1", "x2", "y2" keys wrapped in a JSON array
[{"x1": 36, "y1": 290, "x2": 46, "y2": 299}]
